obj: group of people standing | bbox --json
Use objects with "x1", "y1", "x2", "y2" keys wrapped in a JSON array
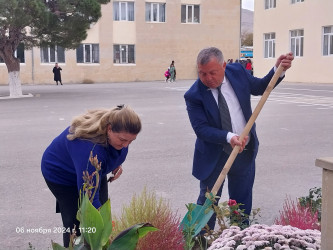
[
  {"x1": 228, "y1": 58, "x2": 253, "y2": 75},
  {"x1": 42, "y1": 46, "x2": 294, "y2": 248}
]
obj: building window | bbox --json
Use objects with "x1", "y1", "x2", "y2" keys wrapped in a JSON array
[
  {"x1": 16, "y1": 43, "x2": 25, "y2": 63},
  {"x1": 113, "y1": 1, "x2": 134, "y2": 21},
  {"x1": 323, "y1": 26, "x2": 333, "y2": 56},
  {"x1": 113, "y1": 45, "x2": 135, "y2": 64},
  {"x1": 264, "y1": 33, "x2": 275, "y2": 58},
  {"x1": 291, "y1": 0, "x2": 304, "y2": 3},
  {"x1": 41, "y1": 45, "x2": 65, "y2": 63},
  {"x1": 76, "y1": 44, "x2": 100, "y2": 63},
  {"x1": 265, "y1": 0, "x2": 276, "y2": 9},
  {"x1": 0, "y1": 43, "x2": 25, "y2": 63},
  {"x1": 145, "y1": 2, "x2": 166, "y2": 22},
  {"x1": 290, "y1": 29, "x2": 304, "y2": 57},
  {"x1": 181, "y1": 4, "x2": 200, "y2": 23}
]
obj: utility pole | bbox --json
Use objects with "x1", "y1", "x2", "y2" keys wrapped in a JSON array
[{"x1": 31, "y1": 48, "x2": 35, "y2": 84}]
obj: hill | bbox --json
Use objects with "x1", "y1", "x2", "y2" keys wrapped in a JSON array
[{"x1": 241, "y1": 8, "x2": 253, "y2": 34}]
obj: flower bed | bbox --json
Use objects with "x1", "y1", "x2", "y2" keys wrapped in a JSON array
[{"x1": 208, "y1": 224, "x2": 321, "y2": 250}]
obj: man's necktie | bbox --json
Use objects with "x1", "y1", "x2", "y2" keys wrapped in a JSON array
[{"x1": 217, "y1": 85, "x2": 233, "y2": 154}]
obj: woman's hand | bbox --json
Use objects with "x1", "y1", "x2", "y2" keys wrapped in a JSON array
[{"x1": 108, "y1": 165, "x2": 123, "y2": 182}]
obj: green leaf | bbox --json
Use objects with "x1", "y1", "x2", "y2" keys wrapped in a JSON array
[
  {"x1": 137, "y1": 224, "x2": 158, "y2": 238},
  {"x1": 80, "y1": 193, "x2": 104, "y2": 250},
  {"x1": 108, "y1": 223, "x2": 158, "y2": 250},
  {"x1": 51, "y1": 241, "x2": 67, "y2": 250},
  {"x1": 99, "y1": 199, "x2": 113, "y2": 246},
  {"x1": 73, "y1": 242, "x2": 90, "y2": 250}
]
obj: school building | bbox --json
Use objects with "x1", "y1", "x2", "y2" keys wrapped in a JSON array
[
  {"x1": 0, "y1": 0, "x2": 241, "y2": 85},
  {"x1": 253, "y1": 0, "x2": 333, "y2": 83}
]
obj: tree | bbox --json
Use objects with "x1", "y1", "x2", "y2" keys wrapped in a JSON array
[
  {"x1": 0, "y1": 0, "x2": 110, "y2": 97},
  {"x1": 241, "y1": 32, "x2": 253, "y2": 47}
]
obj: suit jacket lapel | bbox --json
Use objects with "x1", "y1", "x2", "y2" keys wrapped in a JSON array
[{"x1": 198, "y1": 80, "x2": 222, "y2": 128}]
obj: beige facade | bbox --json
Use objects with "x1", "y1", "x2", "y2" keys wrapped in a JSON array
[
  {"x1": 0, "y1": 0, "x2": 241, "y2": 85},
  {"x1": 253, "y1": 0, "x2": 333, "y2": 83}
]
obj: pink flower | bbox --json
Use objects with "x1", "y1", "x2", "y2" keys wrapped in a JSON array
[{"x1": 228, "y1": 199, "x2": 237, "y2": 207}]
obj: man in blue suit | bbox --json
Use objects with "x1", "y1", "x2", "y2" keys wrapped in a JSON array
[{"x1": 184, "y1": 47, "x2": 294, "y2": 231}]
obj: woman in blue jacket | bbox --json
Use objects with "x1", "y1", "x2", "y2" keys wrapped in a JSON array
[{"x1": 41, "y1": 105, "x2": 141, "y2": 247}]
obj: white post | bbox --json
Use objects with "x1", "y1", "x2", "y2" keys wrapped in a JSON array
[{"x1": 315, "y1": 157, "x2": 333, "y2": 250}]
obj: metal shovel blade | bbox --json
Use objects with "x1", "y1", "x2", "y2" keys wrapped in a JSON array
[{"x1": 180, "y1": 195, "x2": 214, "y2": 237}]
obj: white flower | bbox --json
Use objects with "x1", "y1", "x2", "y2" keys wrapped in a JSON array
[
  {"x1": 225, "y1": 240, "x2": 236, "y2": 247},
  {"x1": 274, "y1": 242, "x2": 282, "y2": 249},
  {"x1": 254, "y1": 240, "x2": 270, "y2": 247},
  {"x1": 248, "y1": 245, "x2": 256, "y2": 250},
  {"x1": 209, "y1": 224, "x2": 321, "y2": 250}
]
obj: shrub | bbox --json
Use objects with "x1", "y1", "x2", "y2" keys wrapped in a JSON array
[
  {"x1": 299, "y1": 187, "x2": 322, "y2": 222},
  {"x1": 274, "y1": 196, "x2": 320, "y2": 231},
  {"x1": 208, "y1": 224, "x2": 321, "y2": 250},
  {"x1": 111, "y1": 186, "x2": 184, "y2": 250}
]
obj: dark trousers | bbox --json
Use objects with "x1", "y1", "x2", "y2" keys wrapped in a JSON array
[
  {"x1": 197, "y1": 149, "x2": 255, "y2": 232},
  {"x1": 45, "y1": 176, "x2": 108, "y2": 248}
]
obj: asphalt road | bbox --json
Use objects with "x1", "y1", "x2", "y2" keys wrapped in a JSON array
[{"x1": 1, "y1": 80, "x2": 332, "y2": 249}]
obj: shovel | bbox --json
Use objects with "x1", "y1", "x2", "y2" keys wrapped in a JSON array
[{"x1": 181, "y1": 64, "x2": 285, "y2": 237}]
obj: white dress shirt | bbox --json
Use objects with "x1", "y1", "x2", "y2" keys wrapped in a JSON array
[
  {"x1": 210, "y1": 76, "x2": 249, "y2": 144},
  {"x1": 210, "y1": 67, "x2": 284, "y2": 144}
]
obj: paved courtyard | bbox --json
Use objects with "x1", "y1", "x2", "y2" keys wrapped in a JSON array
[{"x1": 0, "y1": 80, "x2": 332, "y2": 249}]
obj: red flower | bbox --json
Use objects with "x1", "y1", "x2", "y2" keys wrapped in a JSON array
[{"x1": 228, "y1": 199, "x2": 237, "y2": 207}]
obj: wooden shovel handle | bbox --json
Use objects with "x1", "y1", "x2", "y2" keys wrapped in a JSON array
[{"x1": 211, "y1": 64, "x2": 284, "y2": 194}]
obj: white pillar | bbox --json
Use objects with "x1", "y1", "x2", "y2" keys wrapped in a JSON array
[{"x1": 315, "y1": 157, "x2": 333, "y2": 250}]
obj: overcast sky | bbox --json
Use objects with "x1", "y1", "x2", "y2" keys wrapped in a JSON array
[{"x1": 242, "y1": 0, "x2": 254, "y2": 11}]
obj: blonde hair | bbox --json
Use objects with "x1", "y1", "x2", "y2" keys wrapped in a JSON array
[{"x1": 67, "y1": 105, "x2": 142, "y2": 144}]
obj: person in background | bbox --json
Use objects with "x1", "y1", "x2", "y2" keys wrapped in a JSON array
[
  {"x1": 184, "y1": 47, "x2": 294, "y2": 235},
  {"x1": 169, "y1": 60, "x2": 176, "y2": 82},
  {"x1": 245, "y1": 59, "x2": 253, "y2": 75},
  {"x1": 41, "y1": 105, "x2": 142, "y2": 247},
  {"x1": 164, "y1": 68, "x2": 171, "y2": 82},
  {"x1": 53, "y1": 63, "x2": 63, "y2": 85}
]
